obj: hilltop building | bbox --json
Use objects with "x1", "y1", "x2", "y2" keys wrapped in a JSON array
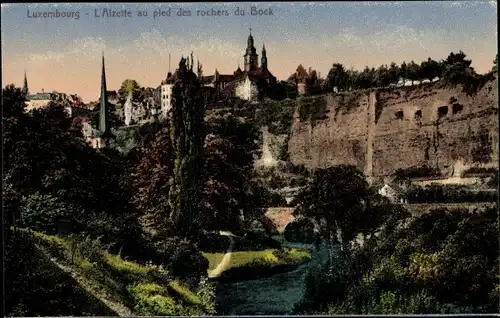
[
  {"x1": 210, "y1": 28, "x2": 277, "y2": 101},
  {"x1": 159, "y1": 29, "x2": 277, "y2": 111}
]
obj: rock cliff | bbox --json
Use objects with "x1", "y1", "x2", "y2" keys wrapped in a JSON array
[{"x1": 287, "y1": 78, "x2": 498, "y2": 177}]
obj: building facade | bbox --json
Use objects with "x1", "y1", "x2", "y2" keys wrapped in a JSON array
[
  {"x1": 160, "y1": 30, "x2": 277, "y2": 108},
  {"x1": 160, "y1": 72, "x2": 175, "y2": 118}
]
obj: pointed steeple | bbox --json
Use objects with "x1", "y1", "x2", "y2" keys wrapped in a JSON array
[
  {"x1": 22, "y1": 70, "x2": 29, "y2": 95},
  {"x1": 244, "y1": 26, "x2": 258, "y2": 72},
  {"x1": 261, "y1": 43, "x2": 268, "y2": 70},
  {"x1": 247, "y1": 25, "x2": 254, "y2": 49},
  {"x1": 99, "y1": 53, "x2": 108, "y2": 134}
]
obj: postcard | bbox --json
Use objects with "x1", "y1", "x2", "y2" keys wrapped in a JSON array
[{"x1": 2, "y1": 2, "x2": 498, "y2": 316}]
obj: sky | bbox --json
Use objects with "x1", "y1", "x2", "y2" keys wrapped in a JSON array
[{"x1": 1, "y1": 1, "x2": 498, "y2": 102}]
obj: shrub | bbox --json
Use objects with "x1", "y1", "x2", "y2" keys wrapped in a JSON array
[
  {"x1": 284, "y1": 218, "x2": 316, "y2": 244},
  {"x1": 197, "y1": 277, "x2": 217, "y2": 314},
  {"x1": 128, "y1": 283, "x2": 180, "y2": 316},
  {"x1": 153, "y1": 237, "x2": 209, "y2": 287},
  {"x1": 393, "y1": 165, "x2": 440, "y2": 179},
  {"x1": 19, "y1": 192, "x2": 81, "y2": 235}
]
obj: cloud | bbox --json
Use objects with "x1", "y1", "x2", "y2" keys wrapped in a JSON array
[
  {"x1": 69, "y1": 37, "x2": 107, "y2": 57},
  {"x1": 27, "y1": 37, "x2": 109, "y2": 63},
  {"x1": 29, "y1": 51, "x2": 65, "y2": 62},
  {"x1": 133, "y1": 29, "x2": 241, "y2": 60}
]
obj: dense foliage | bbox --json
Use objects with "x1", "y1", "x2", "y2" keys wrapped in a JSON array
[
  {"x1": 4, "y1": 231, "x2": 118, "y2": 317},
  {"x1": 297, "y1": 206, "x2": 499, "y2": 314},
  {"x1": 293, "y1": 165, "x2": 373, "y2": 252},
  {"x1": 168, "y1": 57, "x2": 206, "y2": 238},
  {"x1": 203, "y1": 107, "x2": 261, "y2": 232},
  {"x1": 3, "y1": 85, "x2": 143, "y2": 257},
  {"x1": 405, "y1": 183, "x2": 498, "y2": 203},
  {"x1": 322, "y1": 51, "x2": 496, "y2": 94}
]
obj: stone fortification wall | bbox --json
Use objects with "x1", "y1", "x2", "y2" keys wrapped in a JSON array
[{"x1": 288, "y1": 78, "x2": 498, "y2": 177}]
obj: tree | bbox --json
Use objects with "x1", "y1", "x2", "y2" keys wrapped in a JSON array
[
  {"x1": 374, "y1": 64, "x2": 391, "y2": 87},
  {"x1": 407, "y1": 61, "x2": 420, "y2": 85},
  {"x1": 91, "y1": 100, "x2": 122, "y2": 129},
  {"x1": 118, "y1": 79, "x2": 143, "y2": 105},
  {"x1": 327, "y1": 63, "x2": 348, "y2": 91},
  {"x1": 3, "y1": 86, "x2": 142, "y2": 252},
  {"x1": 168, "y1": 57, "x2": 206, "y2": 239},
  {"x1": 355, "y1": 66, "x2": 374, "y2": 89},
  {"x1": 345, "y1": 69, "x2": 360, "y2": 91},
  {"x1": 400, "y1": 62, "x2": 408, "y2": 85},
  {"x1": 307, "y1": 69, "x2": 322, "y2": 95},
  {"x1": 441, "y1": 50, "x2": 476, "y2": 86},
  {"x1": 492, "y1": 54, "x2": 497, "y2": 73},
  {"x1": 202, "y1": 108, "x2": 260, "y2": 233},
  {"x1": 294, "y1": 165, "x2": 371, "y2": 254},
  {"x1": 2, "y1": 84, "x2": 27, "y2": 117},
  {"x1": 419, "y1": 58, "x2": 440, "y2": 82},
  {"x1": 388, "y1": 62, "x2": 400, "y2": 86},
  {"x1": 133, "y1": 125, "x2": 174, "y2": 234}
]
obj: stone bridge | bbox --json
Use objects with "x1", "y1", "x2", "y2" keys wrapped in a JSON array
[
  {"x1": 250, "y1": 207, "x2": 320, "y2": 235},
  {"x1": 262, "y1": 207, "x2": 296, "y2": 234}
]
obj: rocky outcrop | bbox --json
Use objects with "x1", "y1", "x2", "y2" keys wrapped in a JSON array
[{"x1": 287, "y1": 79, "x2": 498, "y2": 177}]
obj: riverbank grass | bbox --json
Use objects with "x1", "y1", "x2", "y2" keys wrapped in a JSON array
[
  {"x1": 204, "y1": 247, "x2": 311, "y2": 281},
  {"x1": 21, "y1": 229, "x2": 207, "y2": 316}
]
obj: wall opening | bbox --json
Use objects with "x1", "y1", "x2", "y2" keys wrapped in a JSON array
[
  {"x1": 395, "y1": 110, "x2": 404, "y2": 120},
  {"x1": 452, "y1": 103, "x2": 463, "y2": 114},
  {"x1": 414, "y1": 110, "x2": 422, "y2": 121},
  {"x1": 437, "y1": 106, "x2": 448, "y2": 118}
]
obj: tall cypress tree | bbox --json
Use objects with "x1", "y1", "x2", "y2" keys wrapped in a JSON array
[{"x1": 168, "y1": 57, "x2": 205, "y2": 238}]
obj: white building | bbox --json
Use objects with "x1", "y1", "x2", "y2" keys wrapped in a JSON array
[
  {"x1": 379, "y1": 183, "x2": 407, "y2": 204},
  {"x1": 234, "y1": 74, "x2": 259, "y2": 101},
  {"x1": 160, "y1": 72, "x2": 175, "y2": 118}
]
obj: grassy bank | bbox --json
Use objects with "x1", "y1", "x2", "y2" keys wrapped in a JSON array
[
  {"x1": 14, "y1": 229, "x2": 210, "y2": 316},
  {"x1": 5, "y1": 231, "x2": 118, "y2": 316},
  {"x1": 204, "y1": 247, "x2": 311, "y2": 283}
]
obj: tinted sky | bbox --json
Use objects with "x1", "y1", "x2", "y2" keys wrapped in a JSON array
[{"x1": 2, "y1": 1, "x2": 498, "y2": 102}]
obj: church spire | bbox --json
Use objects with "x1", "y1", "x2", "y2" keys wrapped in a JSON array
[
  {"x1": 99, "y1": 53, "x2": 108, "y2": 134},
  {"x1": 244, "y1": 26, "x2": 258, "y2": 72},
  {"x1": 261, "y1": 43, "x2": 268, "y2": 70},
  {"x1": 23, "y1": 70, "x2": 29, "y2": 95}
]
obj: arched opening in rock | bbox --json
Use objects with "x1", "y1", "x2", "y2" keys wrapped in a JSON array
[
  {"x1": 414, "y1": 109, "x2": 422, "y2": 120},
  {"x1": 452, "y1": 103, "x2": 463, "y2": 114},
  {"x1": 438, "y1": 106, "x2": 448, "y2": 118}
]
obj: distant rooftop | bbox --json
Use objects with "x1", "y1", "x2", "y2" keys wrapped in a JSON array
[{"x1": 26, "y1": 92, "x2": 55, "y2": 100}]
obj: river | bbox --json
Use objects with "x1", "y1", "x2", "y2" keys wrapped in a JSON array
[{"x1": 215, "y1": 237, "x2": 337, "y2": 315}]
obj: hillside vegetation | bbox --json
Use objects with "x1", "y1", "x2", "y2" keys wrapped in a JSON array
[{"x1": 5, "y1": 229, "x2": 212, "y2": 317}]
